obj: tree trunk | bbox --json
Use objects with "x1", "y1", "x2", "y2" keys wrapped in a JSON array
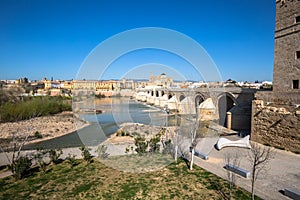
[
  {"x1": 190, "y1": 148, "x2": 194, "y2": 170},
  {"x1": 251, "y1": 180, "x2": 255, "y2": 200},
  {"x1": 175, "y1": 145, "x2": 178, "y2": 162},
  {"x1": 229, "y1": 181, "x2": 233, "y2": 200},
  {"x1": 251, "y1": 168, "x2": 256, "y2": 200}
]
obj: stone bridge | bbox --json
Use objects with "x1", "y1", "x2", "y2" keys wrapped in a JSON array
[{"x1": 135, "y1": 87, "x2": 256, "y2": 131}]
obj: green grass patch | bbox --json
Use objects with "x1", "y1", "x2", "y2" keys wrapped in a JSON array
[{"x1": 0, "y1": 157, "x2": 260, "y2": 199}]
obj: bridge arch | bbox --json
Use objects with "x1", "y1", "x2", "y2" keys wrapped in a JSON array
[
  {"x1": 194, "y1": 93, "x2": 206, "y2": 115},
  {"x1": 179, "y1": 94, "x2": 185, "y2": 102},
  {"x1": 217, "y1": 92, "x2": 237, "y2": 127},
  {"x1": 155, "y1": 90, "x2": 159, "y2": 97},
  {"x1": 194, "y1": 93, "x2": 206, "y2": 106}
]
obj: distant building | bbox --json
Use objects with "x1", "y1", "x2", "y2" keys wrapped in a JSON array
[
  {"x1": 149, "y1": 73, "x2": 173, "y2": 87},
  {"x1": 62, "y1": 81, "x2": 73, "y2": 90},
  {"x1": 72, "y1": 80, "x2": 96, "y2": 90},
  {"x1": 96, "y1": 80, "x2": 116, "y2": 91},
  {"x1": 117, "y1": 78, "x2": 134, "y2": 90},
  {"x1": 134, "y1": 81, "x2": 148, "y2": 89}
]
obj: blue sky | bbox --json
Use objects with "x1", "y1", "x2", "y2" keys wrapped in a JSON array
[{"x1": 0, "y1": 0, "x2": 275, "y2": 82}]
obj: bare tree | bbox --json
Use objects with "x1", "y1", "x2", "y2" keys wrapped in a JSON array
[
  {"x1": 248, "y1": 142, "x2": 274, "y2": 200},
  {"x1": 190, "y1": 122, "x2": 198, "y2": 170},
  {"x1": 173, "y1": 100, "x2": 180, "y2": 162},
  {"x1": 224, "y1": 152, "x2": 241, "y2": 200},
  {"x1": 173, "y1": 128, "x2": 179, "y2": 162},
  {"x1": 189, "y1": 98, "x2": 199, "y2": 170},
  {"x1": 177, "y1": 89, "x2": 199, "y2": 170}
]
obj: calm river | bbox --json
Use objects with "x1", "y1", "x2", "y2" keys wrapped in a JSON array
[{"x1": 24, "y1": 97, "x2": 176, "y2": 150}]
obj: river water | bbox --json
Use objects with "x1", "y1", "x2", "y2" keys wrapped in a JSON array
[{"x1": 24, "y1": 97, "x2": 176, "y2": 150}]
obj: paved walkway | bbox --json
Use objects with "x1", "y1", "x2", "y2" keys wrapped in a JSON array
[{"x1": 191, "y1": 140, "x2": 300, "y2": 200}]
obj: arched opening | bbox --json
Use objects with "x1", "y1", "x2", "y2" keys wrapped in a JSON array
[
  {"x1": 155, "y1": 91, "x2": 159, "y2": 97},
  {"x1": 161, "y1": 91, "x2": 165, "y2": 96},
  {"x1": 218, "y1": 94, "x2": 235, "y2": 127},
  {"x1": 151, "y1": 91, "x2": 154, "y2": 96},
  {"x1": 168, "y1": 94, "x2": 172, "y2": 99},
  {"x1": 195, "y1": 95, "x2": 205, "y2": 116},
  {"x1": 179, "y1": 95, "x2": 185, "y2": 102}
]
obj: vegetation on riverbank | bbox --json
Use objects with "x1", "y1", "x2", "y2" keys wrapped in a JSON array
[
  {"x1": 0, "y1": 157, "x2": 258, "y2": 200},
  {"x1": 0, "y1": 96, "x2": 71, "y2": 122}
]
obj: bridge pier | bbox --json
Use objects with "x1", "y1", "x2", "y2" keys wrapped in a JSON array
[{"x1": 226, "y1": 112, "x2": 232, "y2": 130}]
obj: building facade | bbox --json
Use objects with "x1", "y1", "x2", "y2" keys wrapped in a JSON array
[{"x1": 149, "y1": 73, "x2": 173, "y2": 87}]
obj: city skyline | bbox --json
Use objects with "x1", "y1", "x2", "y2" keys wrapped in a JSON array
[{"x1": 0, "y1": 0, "x2": 275, "y2": 82}]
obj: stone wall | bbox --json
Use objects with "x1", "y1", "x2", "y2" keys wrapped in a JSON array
[
  {"x1": 251, "y1": 99, "x2": 300, "y2": 153},
  {"x1": 255, "y1": 90, "x2": 300, "y2": 104}
]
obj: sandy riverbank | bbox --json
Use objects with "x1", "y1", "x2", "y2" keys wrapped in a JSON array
[
  {"x1": 0, "y1": 111, "x2": 90, "y2": 149},
  {"x1": 104, "y1": 122, "x2": 177, "y2": 144}
]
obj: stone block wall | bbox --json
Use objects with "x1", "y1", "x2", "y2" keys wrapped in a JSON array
[{"x1": 251, "y1": 99, "x2": 300, "y2": 153}]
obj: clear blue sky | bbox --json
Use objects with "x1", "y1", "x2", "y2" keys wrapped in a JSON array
[{"x1": 0, "y1": 0, "x2": 275, "y2": 82}]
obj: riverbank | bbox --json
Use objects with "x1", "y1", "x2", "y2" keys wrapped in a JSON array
[
  {"x1": 98, "y1": 122, "x2": 177, "y2": 159},
  {"x1": 104, "y1": 122, "x2": 177, "y2": 143},
  {"x1": 0, "y1": 111, "x2": 90, "y2": 149}
]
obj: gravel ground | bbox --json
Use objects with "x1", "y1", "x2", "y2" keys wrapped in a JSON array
[{"x1": 0, "y1": 111, "x2": 89, "y2": 148}]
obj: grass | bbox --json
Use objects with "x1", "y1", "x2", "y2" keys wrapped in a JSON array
[{"x1": 0, "y1": 157, "x2": 259, "y2": 200}]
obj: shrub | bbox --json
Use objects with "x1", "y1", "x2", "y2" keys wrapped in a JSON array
[
  {"x1": 0, "y1": 96, "x2": 71, "y2": 122},
  {"x1": 80, "y1": 146, "x2": 93, "y2": 163},
  {"x1": 149, "y1": 134, "x2": 161, "y2": 153},
  {"x1": 116, "y1": 129, "x2": 123, "y2": 136},
  {"x1": 49, "y1": 148, "x2": 63, "y2": 164},
  {"x1": 162, "y1": 139, "x2": 173, "y2": 154},
  {"x1": 125, "y1": 146, "x2": 130, "y2": 154},
  {"x1": 10, "y1": 156, "x2": 32, "y2": 180},
  {"x1": 34, "y1": 131, "x2": 43, "y2": 139},
  {"x1": 134, "y1": 136, "x2": 148, "y2": 155},
  {"x1": 33, "y1": 148, "x2": 49, "y2": 172}
]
